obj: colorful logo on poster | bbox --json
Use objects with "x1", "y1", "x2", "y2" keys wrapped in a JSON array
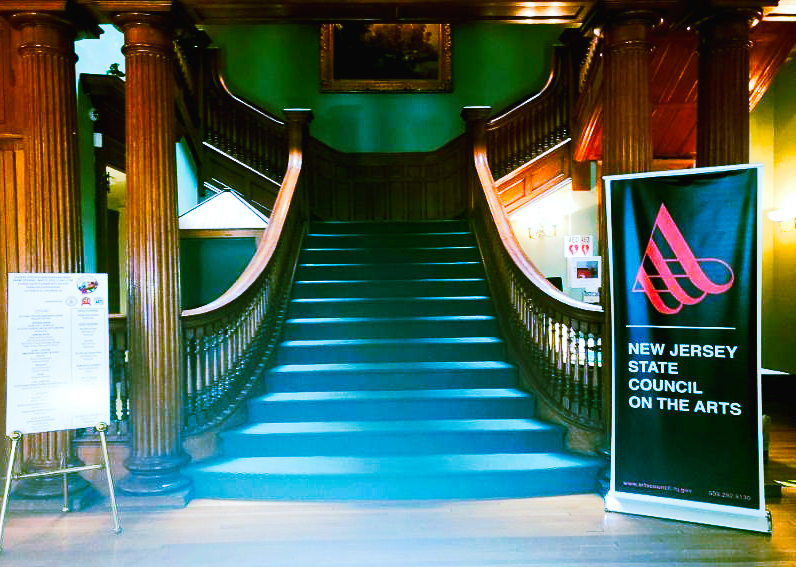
[
  {"x1": 633, "y1": 204, "x2": 734, "y2": 315},
  {"x1": 77, "y1": 278, "x2": 99, "y2": 294}
]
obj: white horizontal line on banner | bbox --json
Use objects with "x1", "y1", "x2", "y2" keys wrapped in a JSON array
[{"x1": 626, "y1": 325, "x2": 736, "y2": 330}]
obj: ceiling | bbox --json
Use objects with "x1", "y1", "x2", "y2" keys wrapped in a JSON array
[
  {"x1": 177, "y1": 1, "x2": 594, "y2": 24},
  {"x1": 74, "y1": 1, "x2": 796, "y2": 28}
]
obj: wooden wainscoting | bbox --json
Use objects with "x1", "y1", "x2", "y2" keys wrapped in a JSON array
[
  {"x1": 202, "y1": 145, "x2": 281, "y2": 216},
  {"x1": 494, "y1": 141, "x2": 571, "y2": 215},
  {"x1": 306, "y1": 136, "x2": 468, "y2": 221}
]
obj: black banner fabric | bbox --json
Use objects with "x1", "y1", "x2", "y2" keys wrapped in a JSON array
[{"x1": 608, "y1": 166, "x2": 760, "y2": 510}]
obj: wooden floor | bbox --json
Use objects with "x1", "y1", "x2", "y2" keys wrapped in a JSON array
[{"x1": 2, "y1": 403, "x2": 795, "y2": 566}]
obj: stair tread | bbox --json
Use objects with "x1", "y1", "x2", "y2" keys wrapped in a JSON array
[
  {"x1": 287, "y1": 315, "x2": 495, "y2": 324},
  {"x1": 300, "y1": 262, "x2": 480, "y2": 267},
  {"x1": 295, "y1": 278, "x2": 485, "y2": 284},
  {"x1": 304, "y1": 246, "x2": 476, "y2": 251},
  {"x1": 232, "y1": 419, "x2": 559, "y2": 435},
  {"x1": 194, "y1": 452, "x2": 600, "y2": 476},
  {"x1": 280, "y1": 337, "x2": 502, "y2": 348},
  {"x1": 257, "y1": 389, "x2": 529, "y2": 402},
  {"x1": 269, "y1": 361, "x2": 514, "y2": 373},
  {"x1": 291, "y1": 296, "x2": 488, "y2": 303},
  {"x1": 307, "y1": 232, "x2": 472, "y2": 237}
]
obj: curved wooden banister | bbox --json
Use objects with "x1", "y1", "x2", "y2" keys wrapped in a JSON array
[
  {"x1": 485, "y1": 45, "x2": 572, "y2": 180},
  {"x1": 183, "y1": 133, "x2": 303, "y2": 319},
  {"x1": 179, "y1": 109, "x2": 312, "y2": 434},
  {"x1": 104, "y1": 95, "x2": 314, "y2": 438},
  {"x1": 464, "y1": 97, "x2": 605, "y2": 436},
  {"x1": 203, "y1": 49, "x2": 288, "y2": 183},
  {"x1": 471, "y1": 113, "x2": 602, "y2": 319}
]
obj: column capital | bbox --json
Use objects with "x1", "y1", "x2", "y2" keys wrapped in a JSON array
[
  {"x1": 114, "y1": 11, "x2": 173, "y2": 56},
  {"x1": 10, "y1": 12, "x2": 78, "y2": 61},
  {"x1": 282, "y1": 108, "x2": 314, "y2": 126},
  {"x1": 460, "y1": 106, "x2": 491, "y2": 124},
  {"x1": 694, "y1": 7, "x2": 759, "y2": 53},
  {"x1": 7, "y1": 4, "x2": 100, "y2": 40},
  {"x1": 583, "y1": 2, "x2": 664, "y2": 35}
]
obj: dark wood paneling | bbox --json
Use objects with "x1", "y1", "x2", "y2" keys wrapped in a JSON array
[
  {"x1": 202, "y1": 146, "x2": 280, "y2": 216},
  {"x1": 649, "y1": 31, "x2": 697, "y2": 159},
  {"x1": 0, "y1": 18, "x2": 8, "y2": 126},
  {"x1": 575, "y1": 19, "x2": 796, "y2": 162},
  {"x1": 750, "y1": 21, "x2": 796, "y2": 110},
  {"x1": 306, "y1": 136, "x2": 468, "y2": 221},
  {"x1": 495, "y1": 141, "x2": 571, "y2": 214}
]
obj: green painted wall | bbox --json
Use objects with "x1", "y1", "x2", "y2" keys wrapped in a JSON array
[
  {"x1": 180, "y1": 238, "x2": 258, "y2": 309},
  {"x1": 751, "y1": 56, "x2": 796, "y2": 374},
  {"x1": 77, "y1": 81, "x2": 97, "y2": 273},
  {"x1": 204, "y1": 23, "x2": 564, "y2": 152}
]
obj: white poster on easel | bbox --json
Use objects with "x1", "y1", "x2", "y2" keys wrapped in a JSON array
[{"x1": 6, "y1": 273, "x2": 110, "y2": 435}]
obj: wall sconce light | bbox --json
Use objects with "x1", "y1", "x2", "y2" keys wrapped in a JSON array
[
  {"x1": 528, "y1": 223, "x2": 558, "y2": 239},
  {"x1": 768, "y1": 209, "x2": 796, "y2": 232}
]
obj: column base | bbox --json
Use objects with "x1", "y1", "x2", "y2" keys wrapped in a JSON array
[
  {"x1": 115, "y1": 487, "x2": 193, "y2": 510},
  {"x1": 9, "y1": 484, "x2": 99, "y2": 512},
  {"x1": 119, "y1": 453, "x2": 192, "y2": 496},
  {"x1": 12, "y1": 462, "x2": 92, "y2": 501}
]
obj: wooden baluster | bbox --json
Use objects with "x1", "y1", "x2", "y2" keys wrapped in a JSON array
[
  {"x1": 201, "y1": 329, "x2": 212, "y2": 415},
  {"x1": 586, "y1": 329, "x2": 597, "y2": 418},
  {"x1": 573, "y1": 324, "x2": 584, "y2": 417},
  {"x1": 557, "y1": 319, "x2": 566, "y2": 406},
  {"x1": 522, "y1": 113, "x2": 532, "y2": 163},
  {"x1": 182, "y1": 328, "x2": 192, "y2": 423},
  {"x1": 510, "y1": 120, "x2": 519, "y2": 171},
  {"x1": 256, "y1": 124, "x2": 264, "y2": 172},
  {"x1": 596, "y1": 332, "x2": 604, "y2": 421},
  {"x1": 212, "y1": 326, "x2": 221, "y2": 404},
  {"x1": 564, "y1": 322, "x2": 574, "y2": 414}
]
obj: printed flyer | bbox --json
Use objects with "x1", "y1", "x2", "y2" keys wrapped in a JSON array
[{"x1": 6, "y1": 273, "x2": 110, "y2": 435}]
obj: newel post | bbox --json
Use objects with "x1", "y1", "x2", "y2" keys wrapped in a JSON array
[
  {"x1": 283, "y1": 108, "x2": 313, "y2": 217},
  {"x1": 461, "y1": 106, "x2": 492, "y2": 215}
]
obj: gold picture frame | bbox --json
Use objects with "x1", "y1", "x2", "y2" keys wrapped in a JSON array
[{"x1": 320, "y1": 23, "x2": 452, "y2": 93}]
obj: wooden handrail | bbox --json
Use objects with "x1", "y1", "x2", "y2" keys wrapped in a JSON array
[
  {"x1": 183, "y1": 116, "x2": 306, "y2": 320},
  {"x1": 472, "y1": 117, "x2": 602, "y2": 318},
  {"x1": 105, "y1": 102, "x2": 314, "y2": 438},
  {"x1": 203, "y1": 49, "x2": 288, "y2": 183},
  {"x1": 463, "y1": 100, "x2": 604, "y2": 434},
  {"x1": 485, "y1": 45, "x2": 572, "y2": 180}
]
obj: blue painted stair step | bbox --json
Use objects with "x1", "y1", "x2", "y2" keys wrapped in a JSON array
[
  {"x1": 186, "y1": 220, "x2": 600, "y2": 501},
  {"x1": 265, "y1": 361, "x2": 519, "y2": 392},
  {"x1": 292, "y1": 278, "x2": 489, "y2": 298}
]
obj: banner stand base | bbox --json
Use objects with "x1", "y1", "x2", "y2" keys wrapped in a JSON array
[{"x1": 605, "y1": 491, "x2": 772, "y2": 533}]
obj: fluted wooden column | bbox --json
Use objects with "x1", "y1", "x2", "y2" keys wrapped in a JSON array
[
  {"x1": 115, "y1": 12, "x2": 190, "y2": 496},
  {"x1": 696, "y1": 10, "x2": 756, "y2": 167},
  {"x1": 9, "y1": 12, "x2": 89, "y2": 499},
  {"x1": 602, "y1": 13, "x2": 654, "y2": 176},
  {"x1": 598, "y1": 11, "x2": 655, "y2": 453}
]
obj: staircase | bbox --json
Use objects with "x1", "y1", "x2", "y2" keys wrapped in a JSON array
[{"x1": 187, "y1": 220, "x2": 600, "y2": 500}]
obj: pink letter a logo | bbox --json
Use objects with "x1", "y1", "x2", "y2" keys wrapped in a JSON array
[{"x1": 633, "y1": 204, "x2": 734, "y2": 315}]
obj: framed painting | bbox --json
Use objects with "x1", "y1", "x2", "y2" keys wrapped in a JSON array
[{"x1": 320, "y1": 23, "x2": 452, "y2": 93}]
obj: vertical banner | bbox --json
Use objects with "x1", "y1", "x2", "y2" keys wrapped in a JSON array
[
  {"x1": 604, "y1": 165, "x2": 769, "y2": 532},
  {"x1": 6, "y1": 273, "x2": 110, "y2": 435}
]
